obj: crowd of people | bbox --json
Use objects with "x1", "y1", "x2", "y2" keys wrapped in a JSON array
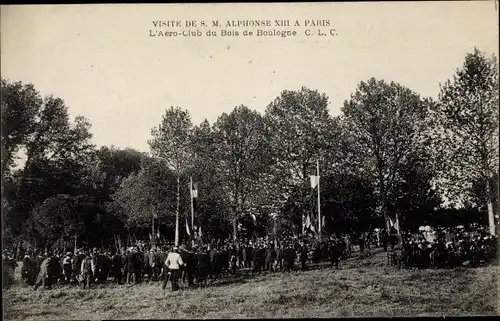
[
  {"x1": 2, "y1": 224, "x2": 498, "y2": 291},
  {"x1": 3, "y1": 235, "x2": 351, "y2": 291},
  {"x1": 391, "y1": 225, "x2": 498, "y2": 269}
]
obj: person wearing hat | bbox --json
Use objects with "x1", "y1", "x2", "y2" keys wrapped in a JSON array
[
  {"x1": 110, "y1": 249, "x2": 123, "y2": 284},
  {"x1": 251, "y1": 243, "x2": 262, "y2": 275},
  {"x1": 299, "y1": 242, "x2": 308, "y2": 272},
  {"x1": 282, "y1": 242, "x2": 294, "y2": 273},
  {"x1": 144, "y1": 246, "x2": 156, "y2": 282},
  {"x1": 21, "y1": 252, "x2": 36, "y2": 285},
  {"x1": 71, "y1": 249, "x2": 84, "y2": 284},
  {"x1": 143, "y1": 248, "x2": 155, "y2": 282},
  {"x1": 80, "y1": 250, "x2": 94, "y2": 289},
  {"x1": 98, "y1": 250, "x2": 112, "y2": 284},
  {"x1": 246, "y1": 241, "x2": 254, "y2": 270},
  {"x1": 162, "y1": 246, "x2": 184, "y2": 291},
  {"x1": 155, "y1": 247, "x2": 167, "y2": 281},
  {"x1": 3, "y1": 251, "x2": 18, "y2": 288},
  {"x1": 62, "y1": 252, "x2": 73, "y2": 284},
  {"x1": 179, "y1": 244, "x2": 195, "y2": 287},
  {"x1": 125, "y1": 248, "x2": 136, "y2": 284},
  {"x1": 33, "y1": 252, "x2": 54, "y2": 290}
]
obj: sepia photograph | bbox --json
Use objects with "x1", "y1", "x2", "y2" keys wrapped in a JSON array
[{"x1": 1, "y1": 1, "x2": 499, "y2": 319}]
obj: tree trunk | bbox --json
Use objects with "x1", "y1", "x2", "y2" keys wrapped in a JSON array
[
  {"x1": 233, "y1": 216, "x2": 238, "y2": 242},
  {"x1": 488, "y1": 202, "x2": 495, "y2": 236},
  {"x1": 486, "y1": 179, "x2": 496, "y2": 236},
  {"x1": 152, "y1": 213, "x2": 155, "y2": 247},
  {"x1": 175, "y1": 173, "x2": 180, "y2": 246},
  {"x1": 273, "y1": 217, "x2": 277, "y2": 247},
  {"x1": 378, "y1": 167, "x2": 390, "y2": 232},
  {"x1": 302, "y1": 162, "x2": 308, "y2": 236}
]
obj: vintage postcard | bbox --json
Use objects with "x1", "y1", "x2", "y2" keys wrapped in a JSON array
[{"x1": 1, "y1": 2, "x2": 499, "y2": 319}]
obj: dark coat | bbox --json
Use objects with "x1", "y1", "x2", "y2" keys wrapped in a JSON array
[
  {"x1": 246, "y1": 246, "x2": 254, "y2": 262},
  {"x1": 284, "y1": 248, "x2": 295, "y2": 268},
  {"x1": 126, "y1": 253, "x2": 135, "y2": 272},
  {"x1": 81, "y1": 256, "x2": 93, "y2": 277},
  {"x1": 180, "y1": 249, "x2": 195, "y2": 271},
  {"x1": 242, "y1": 247, "x2": 247, "y2": 261},
  {"x1": 300, "y1": 247, "x2": 308, "y2": 262},
  {"x1": 196, "y1": 252, "x2": 210, "y2": 279},
  {"x1": 265, "y1": 247, "x2": 275, "y2": 264},
  {"x1": 329, "y1": 242, "x2": 344, "y2": 262},
  {"x1": 111, "y1": 254, "x2": 122, "y2": 273},
  {"x1": 21, "y1": 257, "x2": 36, "y2": 280}
]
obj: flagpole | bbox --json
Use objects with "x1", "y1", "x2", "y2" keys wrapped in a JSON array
[
  {"x1": 190, "y1": 177, "x2": 195, "y2": 247},
  {"x1": 190, "y1": 177, "x2": 194, "y2": 228},
  {"x1": 175, "y1": 173, "x2": 180, "y2": 247},
  {"x1": 317, "y1": 159, "x2": 321, "y2": 239},
  {"x1": 152, "y1": 207, "x2": 155, "y2": 247}
]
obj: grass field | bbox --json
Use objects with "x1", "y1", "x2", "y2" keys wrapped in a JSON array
[{"x1": 3, "y1": 249, "x2": 499, "y2": 319}]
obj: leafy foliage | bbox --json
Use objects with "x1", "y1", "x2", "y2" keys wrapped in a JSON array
[
  {"x1": 341, "y1": 78, "x2": 432, "y2": 230},
  {"x1": 433, "y1": 48, "x2": 499, "y2": 209},
  {"x1": 212, "y1": 105, "x2": 273, "y2": 239},
  {"x1": 2, "y1": 48, "x2": 498, "y2": 249}
]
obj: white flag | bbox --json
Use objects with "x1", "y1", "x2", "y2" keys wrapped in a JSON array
[
  {"x1": 310, "y1": 175, "x2": 319, "y2": 188},
  {"x1": 185, "y1": 217, "x2": 191, "y2": 236},
  {"x1": 191, "y1": 182, "x2": 199, "y2": 198}
]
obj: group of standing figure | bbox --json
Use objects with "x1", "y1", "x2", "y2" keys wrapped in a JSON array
[{"x1": 11, "y1": 235, "x2": 350, "y2": 291}]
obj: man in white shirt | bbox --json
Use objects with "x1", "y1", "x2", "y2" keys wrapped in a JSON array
[{"x1": 162, "y1": 246, "x2": 184, "y2": 291}]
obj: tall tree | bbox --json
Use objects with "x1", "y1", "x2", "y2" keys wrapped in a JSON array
[
  {"x1": 149, "y1": 107, "x2": 193, "y2": 245},
  {"x1": 1, "y1": 79, "x2": 42, "y2": 245},
  {"x1": 264, "y1": 87, "x2": 338, "y2": 236},
  {"x1": 342, "y1": 78, "x2": 430, "y2": 232},
  {"x1": 212, "y1": 105, "x2": 272, "y2": 241},
  {"x1": 190, "y1": 119, "x2": 232, "y2": 242},
  {"x1": 433, "y1": 48, "x2": 499, "y2": 235},
  {"x1": 1, "y1": 79, "x2": 95, "y2": 246}
]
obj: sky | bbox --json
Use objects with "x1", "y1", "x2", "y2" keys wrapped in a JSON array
[{"x1": 1, "y1": 2, "x2": 498, "y2": 153}]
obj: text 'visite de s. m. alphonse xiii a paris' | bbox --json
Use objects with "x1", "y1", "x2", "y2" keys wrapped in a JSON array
[{"x1": 149, "y1": 19, "x2": 338, "y2": 38}]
